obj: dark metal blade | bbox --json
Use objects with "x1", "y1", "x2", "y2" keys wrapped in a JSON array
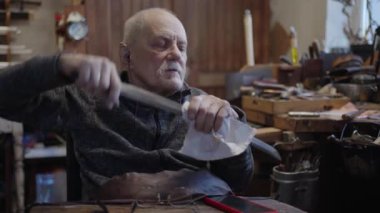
[
  {"x1": 251, "y1": 137, "x2": 282, "y2": 162},
  {"x1": 121, "y1": 83, "x2": 282, "y2": 162},
  {"x1": 120, "y1": 83, "x2": 183, "y2": 115}
]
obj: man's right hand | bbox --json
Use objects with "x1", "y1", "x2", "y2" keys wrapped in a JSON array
[{"x1": 60, "y1": 53, "x2": 121, "y2": 109}]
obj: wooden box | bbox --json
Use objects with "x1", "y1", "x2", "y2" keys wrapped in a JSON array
[
  {"x1": 273, "y1": 114, "x2": 346, "y2": 133},
  {"x1": 242, "y1": 96, "x2": 350, "y2": 115},
  {"x1": 245, "y1": 110, "x2": 274, "y2": 126}
]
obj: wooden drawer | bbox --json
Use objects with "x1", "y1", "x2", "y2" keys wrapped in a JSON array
[
  {"x1": 273, "y1": 114, "x2": 346, "y2": 133},
  {"x1": 242, "y1": 96, "x2": 350, "y2": 114},
  {"x1": 246, "y1": 110, "x2": 274, "y2": 126}
]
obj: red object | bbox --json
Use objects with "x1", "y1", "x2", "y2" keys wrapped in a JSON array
[
  {"x1": 55, "y1": 13, "x2": 62, "y2": 22},
  {"x1": 204, "y1": 196, "x2": 241, "y2": 213},
  {"x1": 203, "y1": 195, "x2": 278, "y2": 213}
]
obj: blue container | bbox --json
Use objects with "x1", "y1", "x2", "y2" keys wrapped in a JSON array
[{"x1": 36, "y1": 173, "x2": 55, "y2": 203}]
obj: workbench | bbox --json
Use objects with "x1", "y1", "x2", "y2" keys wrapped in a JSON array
[
  {"x1": 242, "y1": 95, "x2": 350, "y2": 133},
  {"x1": 26, "y1": 197, "x2": 305, "y2": 213}
]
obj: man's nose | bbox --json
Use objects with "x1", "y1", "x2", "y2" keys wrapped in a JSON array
[{"x1": 167, "y1": 44, "x2": 181, "y2": 60}]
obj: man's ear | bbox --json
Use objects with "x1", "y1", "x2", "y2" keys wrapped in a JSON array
[{"x1": 119, "y1": 42, "x2": 130, "y2": 67}]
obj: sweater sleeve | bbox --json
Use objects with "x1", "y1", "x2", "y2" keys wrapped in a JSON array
[{"x1": 0, "y1": 54, "x2": 73, "y2": 130}]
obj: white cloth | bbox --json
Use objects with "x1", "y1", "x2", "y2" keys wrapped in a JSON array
[{"x1": 179, "y1": 102, "x2": 255, "y2": 161}]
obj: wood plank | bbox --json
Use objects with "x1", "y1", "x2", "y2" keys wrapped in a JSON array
[
  {"x1": 142, "y1": 0, "x2": 152, "y2": 8},
  {"x1": 261, "y1": 0, "x2": 271, "y2": 63},
  {"x1": 208, "y1": 0, "x2": 216, "y2": 73},
  {"x1": 233, "y1": 1, "x2": 244, "y2": 69},
  {"x1": 216, "y1": 0, "x2": 225, "y2": 72},
  {"x1": 109, "y1": 0, "x2": 123, "y2": 68},
  {"x1": 185, "y1": 0, "x2": 198, "y2": 86},
  {"x1": 225, "y1": 0, "x2": 234, "y2": 72},
  {"x1": 273, "y1": 114, "x2": 346, "y2": 133},
  {"x1": 28, "y1": 203, "x2": 221, "y2": 213},
  {"x1": 255, "y1": 127, "x2": 282, "y2": 144},
  {"x1": 85, "y1": 0, "x2": 112, "y2": 57},
  {"x1": 159, "y1": 0, "x2": 172, "y2": 9},
  {"x1": 253, "y1": 0, "x2": 263, "y2": 63},
  {"x1": 131, "y1": 0, "x2": 142, "y2": 14},
  {"x1": 245, "y1": 110, "x2": 274, "y2": 126},
  {"x1": 147, "y1": 0, "x2": 161, "y2": 8},
  {"x1": 197, "y1": 0, "x2": 207, "y2": 74},
  {"x1": 242, "y1": 96, "x2": 350, "y2": 114},
  {"x1": 242, "y1": 96, "x2": 275, "y2": 114}
]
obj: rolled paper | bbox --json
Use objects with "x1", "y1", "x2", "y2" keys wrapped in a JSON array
[{"x1": 244, "y1": 9, "x2": 255, "y2": 66}]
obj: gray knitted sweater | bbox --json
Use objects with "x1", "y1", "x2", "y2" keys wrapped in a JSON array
[{"x1": 0, "y1": 55, "x2": 253, "y2": 197}]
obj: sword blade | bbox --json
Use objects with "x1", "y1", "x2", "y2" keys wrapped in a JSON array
[{"x1": 120, "y1": 83, "x2": 183, "y2": 115}]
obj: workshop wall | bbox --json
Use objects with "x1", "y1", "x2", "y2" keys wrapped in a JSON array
[
  {"x1": 270, "y1": 0, "x2": 380, "y2": 61},
  {"x1": 84, "y1": 0, "x2": 271, "y2": 98},
  {"x1": 270, "y1": 0, "x2": 327, "y2": 61},
  {"x1": 13, "y1": 0, "x2": 69, "y2": 61},
  {"x1": 326, "y1": 0, "x2": 380, "y2": 51}
]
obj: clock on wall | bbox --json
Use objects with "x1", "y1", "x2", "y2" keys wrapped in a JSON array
[{"x1": 65, "y1": 11, "x2": 88, "y2": 41}]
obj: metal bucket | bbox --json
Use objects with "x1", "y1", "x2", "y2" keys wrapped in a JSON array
[{"x1": 271, "y1": 165, "x2": 319, "y2": 212}]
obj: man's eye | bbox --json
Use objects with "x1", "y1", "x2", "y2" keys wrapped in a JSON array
[
  {"x1": 153, "y1": 40, "x2": 166, "y2": 48},
  {"x1": 178, "y1": 45, "x2": 187, "y2": 52}
]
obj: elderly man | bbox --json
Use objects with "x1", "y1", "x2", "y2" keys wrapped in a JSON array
[{"x1": 0, "y1": 8, "x2": 253, "y2": 198}]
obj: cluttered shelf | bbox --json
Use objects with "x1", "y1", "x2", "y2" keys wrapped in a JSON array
[
  {"x1": 0, "y1": 116, "x2": 67, "y2": 212},
  {"x1": 0, "y1": 0, "x2": 41, "y2": 210},
  {"x1": 238, "y1": 44, "x2": 380, "y2": 212},
  {"x1": 22, "y1": 129, "x2": 67, "y2": 206},
  {"x1": 0, "y1": 117, "x2": 21, "y2": 213}
]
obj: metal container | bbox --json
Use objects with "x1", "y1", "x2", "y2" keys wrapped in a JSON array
[
  {"x1": 271, "y1": 165, "x2": 319, "y2": 212},
  {"x1": 336, "y1": 121, "x2": 380, "y2": 179},
  {"x1": 333, "y1": 83, "x2": 378, "y2": 102}
]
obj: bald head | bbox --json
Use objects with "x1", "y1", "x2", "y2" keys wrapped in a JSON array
[
  {"x1": 120, "y1": 8, "x2": 188, "y2": 96},
  {"x1": 122, "y1": 8, "x2": 183, "y2": 45}
]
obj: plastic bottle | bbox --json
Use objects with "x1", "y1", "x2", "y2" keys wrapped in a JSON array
[
  {"x1": 289, "y1": 26, "x2": 299, "y2": 65},
  {"x1": 36, "y1": 173, "x2": 55, "y2": 203}
]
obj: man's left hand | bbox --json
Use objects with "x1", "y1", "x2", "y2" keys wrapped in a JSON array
[{"x1": 187, "y1": 95, "x2": 238, "y2": 133}]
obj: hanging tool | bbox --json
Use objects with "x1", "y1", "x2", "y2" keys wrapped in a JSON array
[
  {"x1": 308, "y1": 40, "x2": 320, "y2": 59},
  {"x1": 308, "y1": 45, "x2": 315, "y2": 59},
  {"x1": 312, "y1": 40, "x2": 320, "y2": 59}
]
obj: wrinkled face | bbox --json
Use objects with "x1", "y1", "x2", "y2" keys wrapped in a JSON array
[{"x1": 127, "y1": 13, "x2": 188, "y2": 96}]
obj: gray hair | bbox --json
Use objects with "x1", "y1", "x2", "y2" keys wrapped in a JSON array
[{"x1": 122, "y1": 8, "x2": 177, "y2": 45}]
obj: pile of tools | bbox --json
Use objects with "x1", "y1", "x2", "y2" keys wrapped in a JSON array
[
  {"x1": 328, "y1": 121, "x2": 380, "y2": 179},
  {"x1": 274, "y1": 133, "x2": 320, "y2": 173}
]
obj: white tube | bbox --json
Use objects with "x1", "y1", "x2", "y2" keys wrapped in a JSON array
[{"x1": 244, "y1": 9, "x2": 255, "y2": 66}]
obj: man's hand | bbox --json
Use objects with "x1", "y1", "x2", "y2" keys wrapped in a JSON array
[
  {"x1": 60, "y1": 53, "x2": 121, "y2": 109},
  {"x1": 187, "y1": 95, "x2": 238, "y2": 133}
]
